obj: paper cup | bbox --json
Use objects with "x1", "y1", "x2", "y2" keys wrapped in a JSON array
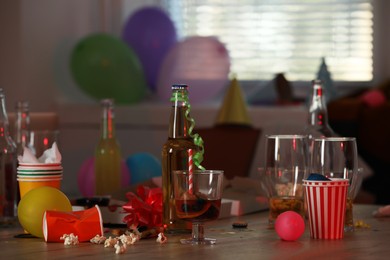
[
  {"x1": 18, "y1": 163, "x2": 62, "y2": 167},
  {"x1": 43, "y1": 205, "x2": 103, "y2": 242},
  {"x1": 18, "y1": 178, "x2": 62, "y2": 198},
  {"x1": 303, "y1": 178, "x2": 349, "y2": 239}
]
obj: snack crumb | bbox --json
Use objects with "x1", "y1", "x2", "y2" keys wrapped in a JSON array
[
  {"x1": 156, "y1": 232, "x2": 167, "y2": 244},
  {"x1": 104, "y1": 236, "x2": 119, "y2": 248},
  {"x1": 60, "y1": 233, "x2": 79, "y2": 246},
  {"x1": 114, "y1": 241, "x2": 127, "y2": 254},
  {"x1": 90, "y1": 234, "x2": 107, "y2": 244},
  {"x1": 355, "y1": 220, "x2": 371, "y2": 229}
]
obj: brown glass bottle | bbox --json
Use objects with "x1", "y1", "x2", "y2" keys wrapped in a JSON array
[{"x1": 162, "y1": 84, "x2": 197, "y2": 234}]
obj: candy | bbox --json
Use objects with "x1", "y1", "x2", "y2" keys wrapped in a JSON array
[{"x1": 275, "y1": 211, "x2": 305, "y2": 241}]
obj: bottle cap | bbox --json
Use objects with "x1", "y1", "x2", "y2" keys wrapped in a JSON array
[{"x1": 171, "y1": 84, "x2": 188, "y2": 90}]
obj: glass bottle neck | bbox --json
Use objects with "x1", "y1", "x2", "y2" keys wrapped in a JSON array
[
  {"x1": 0, "y1": 91, "x2": 16, "y2": 150},
  {"x1": 15, "y1": 101, "x2": 30, "y2": 144},
  {"x1": 100, "y1": 101, "x2": 116, "y2": 139},
  {"x1": 169, "y1": 93, "x2": 191, "y2": 139},
  {"x1": 0, "y1": 95, "x2": 11, "y2": 136},
  {"x1": 308, "y1": 84, "x2": 330, "y2": 127}
]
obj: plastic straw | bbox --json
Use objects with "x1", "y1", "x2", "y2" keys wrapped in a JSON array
[{"x1": 188, "y1": 149, "x2": 193, "y2": 194}]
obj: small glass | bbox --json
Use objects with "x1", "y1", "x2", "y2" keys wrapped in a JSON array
[
  {"x1": 261, "y1": 135, "x2": 308, "y2": 226},
  {"x1": 173, "y1": 170, "x2": 224, "y2": 245}
]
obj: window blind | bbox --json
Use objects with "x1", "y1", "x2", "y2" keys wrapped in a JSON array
[{"x1": 162, "y1": 0, "x2": 373, "y2": 82}]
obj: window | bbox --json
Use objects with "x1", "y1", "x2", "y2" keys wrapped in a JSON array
[{"x1": 162, "y1": 0, "x2": 373, "y2": 82}]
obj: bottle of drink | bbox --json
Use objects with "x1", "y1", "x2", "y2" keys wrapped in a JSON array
[
  {"x1": 14, "y1": 100, "x2": 30, "y2": 156},
  {"x1": 0, "y1": 89, "x2": 18, "y2": 226},
  {"x1": 304, "y1": 79, "x2": 335, "y2": 139},
  {"x1": 94, "y1": 99, "x2": 122, "y2": 196},
  {"x1": 162, "y1": 84, "x2": 199, "y2": 234}
]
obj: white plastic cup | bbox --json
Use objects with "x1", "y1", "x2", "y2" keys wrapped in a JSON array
[{"x1": 303, "y1": 178, "x2": 349, "y2": 239}]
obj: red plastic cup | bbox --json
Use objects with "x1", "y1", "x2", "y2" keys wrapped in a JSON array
[
  {"x1": 303, "y1": 178, "x2": 349, "y2": 239},
  {"x1": 43, "y1": 205, "x2": 103, "y2": 242}
]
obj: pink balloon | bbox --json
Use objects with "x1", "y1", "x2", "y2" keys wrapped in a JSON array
[
  {"x1": 156, "y1": 36, "x2": 230, "y2": 104},
  {"x1": 77, "y1": 157, "x2": 130, "y2": 197}
]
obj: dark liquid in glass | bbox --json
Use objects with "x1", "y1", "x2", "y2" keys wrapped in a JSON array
[{"x1": 175, "y1": 198, "x2": 221, "y2": 222}]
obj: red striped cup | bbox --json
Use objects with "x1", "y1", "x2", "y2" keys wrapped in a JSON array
[{"x1": 303, "y1": 178, "x2": 349, "y2": 239}]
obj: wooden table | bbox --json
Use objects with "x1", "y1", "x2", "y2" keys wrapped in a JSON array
[{"x1": 0, "y1": 204, "x2": 388, "y2": 259}]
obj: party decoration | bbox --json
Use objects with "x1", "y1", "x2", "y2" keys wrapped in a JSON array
[
  {"x1": 122, "y1": 7, "x2": 177, "y2": 91},
  {"x1": 17, "y1": 186, "x2": 72, "y2": 238},
  {"x1": 122, "y1": 185, "x2": 163, "y2": 229},
  {"x1": 122, "y1": 185, "x2": 162, "y2": 228},
  {"x1": 275, "y1": 211, "x2": 305, "y2": 241},
  {"x1": 70, "y1": 33, "x2": 147, "y2": 104},
  {"x1": 156, "y1": 36, "x2": 230, "y2": 104},
  {"x1": 215, "y1": 75, "x2": 252, "y2": 126},
  {"x1": 77, "y1": 157, "x2": 130, "y2": 197},
  {"x1": 126, "y1": 153, "x2": 162, "y2": 185}
]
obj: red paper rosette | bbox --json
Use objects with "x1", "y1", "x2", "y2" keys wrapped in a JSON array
[{"x1": 122, "y1": 186, "x2": 162, "y2": 229}]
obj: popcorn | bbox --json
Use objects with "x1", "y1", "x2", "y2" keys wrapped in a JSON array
[
  {"x1": 60, "y1": 233, "x2": 79, "y2": 246},
  {"x1": 156, "y1": 232, "x2": 167, "y2": 244},
  {"x1": 104, "y1": 236, "x2": 119, "y2": 248},
  {"x1": 90, "y1": 234, "x2": 107, "y2": 244},
  {"x1": 114, "y1": 241, "x2": 127, "y2": 255},
  {"x1": 119, "y1": 233, "x2": 139, "y2": 246}
]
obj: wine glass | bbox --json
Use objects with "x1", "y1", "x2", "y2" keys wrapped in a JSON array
[
  {"x1": 262, "y1": 135, "x2": 308, "y2": 226},
  {"x1": 309, "y1": 137, "x2": 359, "y2": 231},
  {"x1": 173, "y1": 170, "x2": 224, "y2": 245}
]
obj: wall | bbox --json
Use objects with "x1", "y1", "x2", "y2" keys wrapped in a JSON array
[{"x1": 0, "y1": 0, "x2": 384, "y2": 197}]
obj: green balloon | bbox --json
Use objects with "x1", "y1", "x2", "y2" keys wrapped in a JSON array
[{"x1": 70, "y1": 33, "x2": 147, "y2": 104}]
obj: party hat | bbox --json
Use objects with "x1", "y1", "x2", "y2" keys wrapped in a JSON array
[{"x1": 215, "y1": 75, "x2": 252, "y2": 126}]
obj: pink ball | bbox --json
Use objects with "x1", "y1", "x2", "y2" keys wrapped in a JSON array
[{"x1": 275, "y1": 211, "x2": 305, "y2": 241}]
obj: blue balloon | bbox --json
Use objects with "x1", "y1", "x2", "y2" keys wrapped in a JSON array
[{"x1": 126, "y1": 153, "x2": 162, "y2": 185}]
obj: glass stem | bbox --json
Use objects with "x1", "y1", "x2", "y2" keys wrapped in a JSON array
[{"x1": 192, "y1": 223, "x2": 204, "y2": 241}]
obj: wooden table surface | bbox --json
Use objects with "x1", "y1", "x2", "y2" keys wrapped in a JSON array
[{"x1": 0, "y1": 204, "x2": 388, "y2": 259}]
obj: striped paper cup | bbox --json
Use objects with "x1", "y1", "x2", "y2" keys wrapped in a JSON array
[{"x1": 303, "y1": 178, "x2": 349, "y2": 239}]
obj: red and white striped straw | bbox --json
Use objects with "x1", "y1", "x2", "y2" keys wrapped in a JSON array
[{"x1": 188, "y1": 149, "x2": 193, "y2": 194}]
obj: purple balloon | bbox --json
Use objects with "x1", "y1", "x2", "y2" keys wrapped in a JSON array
[
  {"x1": 156, "y1": 36, "x2": 231, "y2": 104},
  {"x1": 122, "y1": 7, "x2": 177, "y2": 92}
]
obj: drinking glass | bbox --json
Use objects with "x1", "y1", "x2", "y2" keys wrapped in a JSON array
[
  {"x1": 309, "y1": 137, "x2": 359, "y2": 231},
  {"x1": 262, "y1": 135, "x2": 308, "y2": 226},
  {"x1": 173, "y1": 170, "x2": 224, "y2": 245}
]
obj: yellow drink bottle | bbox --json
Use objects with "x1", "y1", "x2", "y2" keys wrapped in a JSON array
[{"x1": 95, "y1": 99, "x2": 121, "y2": 196}]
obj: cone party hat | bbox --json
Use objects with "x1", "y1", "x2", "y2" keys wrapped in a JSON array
[{"x1": 215, "y1": 75, "x2": 252, "y2": 126}]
